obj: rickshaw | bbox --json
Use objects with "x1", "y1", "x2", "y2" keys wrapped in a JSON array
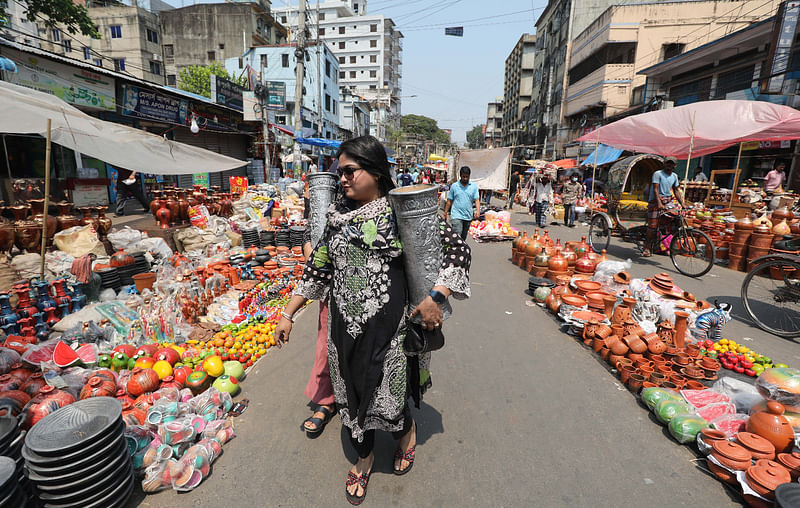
[{"x1": 587, "y1": 154, "x2": 715, "y2": 277}]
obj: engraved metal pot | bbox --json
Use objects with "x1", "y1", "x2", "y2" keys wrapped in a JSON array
[
  {"x1": 307, "y1": 172, "x2": 338, "y2": 248},
  {"x1": 388, "y1": 184, "x2": 452, "y2": 321}
]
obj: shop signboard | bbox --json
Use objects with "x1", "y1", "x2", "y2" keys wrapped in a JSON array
[
  {"x1": 121, "y1": 84, "x2": 190, "y2": 125},
  {"x1": 763, "y1": 0, "x2": 800, "y2": 94},
  {"x1": 210, "y1": 75, "x2": 244, "y2": 112},
  {"x1": 742, "y1": 140, "x2": 792, "y2": 150},
  {"x1": 229, "y1": 176, "x2": 248, "y2": 193},
  {"x1": 266, "y1": 81, "x2": 286, "y2": 110},
  {"x1": 192, "y1": 173, "x2": 209, "y2": 188},
  {"x1": 6, "y1": 55, "x2": 115, "y2": 111},
  {"x1": 72, "y1": 184, "x2": 109, "y2": 207}
]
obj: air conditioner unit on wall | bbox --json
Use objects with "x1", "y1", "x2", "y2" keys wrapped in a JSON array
[{"x1": 153, "y1": 53, "x2": 163, "y2": 62}]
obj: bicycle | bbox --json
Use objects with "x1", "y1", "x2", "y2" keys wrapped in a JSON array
[{"x1": 741, "y1": 253, "x2": 800, "y2": 338}]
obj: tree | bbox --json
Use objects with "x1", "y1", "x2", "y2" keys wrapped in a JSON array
[
  {"x1": 466, "y1": 124, "x2": 485, "y2": 149},
  {"x1": 400, "y1": 114, "x2": 450, "y2": 145},
  {"x1": 2, "y1": 0, "x2": 99, "y2": 37},
  {"x1": 177, "y1": 63, "x2": 248, "y2": 98}
]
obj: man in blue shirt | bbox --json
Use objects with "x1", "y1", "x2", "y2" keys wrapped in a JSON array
[
  {"x1": 443, "y1": 166, "x2": 480, "y2": 240},
  {"x1": 644, "y1": 156, "x2": 685, "y2": 257},
  {"x1": 398, "y1": 169, "x2": 413, "y2": 187}
]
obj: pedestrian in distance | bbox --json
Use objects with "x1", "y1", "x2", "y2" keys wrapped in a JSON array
[
  {"x1": 693, "y1": 166, "x2": 708, "y2": 182},
  {"x1": 398, "y1": 169, "x2": 413, "y2": 187},
  {"x1": 504, "y1": 168, "x2": 521, "y2": 210},
  {"x1": 531, "y1": 174, "x2": 553, "y2": 228},
  {"x1": 443, "y1": 166, "x2": 480, "y2": 240},
  {"x1": 274, "y1": 135, "x2": 472, "y2": 505},
  {"x1": 561, "y1": 174, "x2": 583, "y2": 227},
  {"x1": 643, "y1": 156, "x2": 685, "y2": 257},
  {"x1": 114, "y1": 168, "x2": 149, "y2": 216},
  {"x1": 765, "y1": 162, "x2": 787, "y2": 193}
]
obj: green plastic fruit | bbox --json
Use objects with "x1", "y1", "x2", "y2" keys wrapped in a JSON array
[
  {"x1": 223, "y1": 361, "x2": 245, "y2": 380},
  {"x1": 212, "y1": 374, "x2": 240, "y2": 395}
]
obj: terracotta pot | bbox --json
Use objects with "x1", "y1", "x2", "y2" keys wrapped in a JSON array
[
  {"x1": 661, "y1": 381, "x2": 679, "y2": 390},
  {"x1": 619, "y1": 365, "x2": 637, "y2": 384},
  {"x1": 777, "y1": 452, "x2": 800, "y2": 480},
  {"x1": 21, "y1": 385, "x2": 75, "y2": 429},
  {"x1": 599, "y1": 347, "x2": 611, "y2": 361},
  {"x1": 560, "y1": 294, "x2": 587, "y2": 308},
  {"x1": 625, "y1": 335, "x2": 647, "y2": 355},
  {"x1": 80, "y1": 375, "x2": 117, "y2": 399},
  {"x1": 177, "y1": 190, "x2": 190, "y2": 224},
  {"x1": 574, "y1": 250, "x2": 596, "y2": 274},
  {"x1": 165, "y1": 189, "x2": 179, "y2": 225},
  {"x1": 110, "y1": 249, "x2": 134, "y2": 268},
  {"x1": 615, "y1": 358, "x2": 633, "y2": 371},
  {"x1": 127, "y1": 367, "x2": 160, "y2": 397},
  {"x1": 548, "y1": 248, "x2": 568, "y2": 272},
  {"x1": 627, "y1": 353, "x2": 645, "y2": 363},
  {"x1": 94, "y1": 206, "x2": 112, "y2": 238},
  {"x1": 609, "y1": 353, "x2": 626, "y2": 367},
  {"x1": 673, "y1": 311, "x2": 689, "y2": 349},
  {"x1": 610, "y1": 339, "x2": 629, "y2": 356},
  {"x1": 602, "y1": 294, "x2": 617, "y2": 319},
  {"x1": 684, "y1": 380, "x2": 706, "y2": 390},
  {"x1": 649, "y1": 354, "x2": 666, "y2": 364},
  {"x1": 650, "y1": 372, "x2": 667, "y2": 385},
  {"x1": 713, "y1": 440, "x2": 753, "y2": 471},
  {"x1": 612, "y1": 297, "x2": 636, "y2": 325},
  {"x1": 685, "y1": 365, "x2": 704, "y2": 378},
  {"x1": 627, "y1": 373, "x2": 645, "y2": 393},
  {"x1": 19, "y1": 372, "x2": 46, "y2": 397},
  {"x1": 642, "y1": 381, "x2": 658, "y2": 389},
  {"x1": 746, "y1": 401, "x2": 795, "y2": 454},
  {"x1": 121, "y1": 400, "x2": 147, "y2": 426},
  {"x1": 156, "y1": 200, "x2": 171, "y2": 229},
  {"x1": 773, "y1": 218, "x2": 792, "y2": 237},
  {"x1": 745, "y1": 463, "x2": 791, "y2": 501}
]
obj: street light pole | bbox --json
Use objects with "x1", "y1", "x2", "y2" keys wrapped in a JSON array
[{"x1": 293, "y1": 0, "x2": 306, "y2": 177}]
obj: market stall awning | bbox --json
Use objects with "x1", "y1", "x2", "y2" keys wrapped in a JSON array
[
  {"x1": 387, "y1": 157, "x2": 397, "y2": 164},
  {"x1": 428, "y1": 154, "x2": 448, "y2": 162},
  {"x1": 0, "y1": 57, "x2": 17, "y2": 73},
  {"x1": 580, "y1": 144, "x2": 624, "y2": 166},
  {"x1": 576, "y1": 100, "x2": 800, "y2": 158},
  {"x1": 282, "y1": 152, "x2": 312, "y2": 163},
  {"x1": 295, "y1": 137, "x2": 342, "y2": 149},
  {"x1": 0, "y1": 80, "x2": 246, "y2": 174},
  {"x1": 553, "y1": 158, "x2": 577, "y2": 169}
]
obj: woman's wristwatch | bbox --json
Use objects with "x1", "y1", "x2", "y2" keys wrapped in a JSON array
[
  {"x1": 281, "y1": 311, "x2": 296, "y2": 323},
  {"x1": 429, "y1": 290, "x2": 447, "y2": 305}
]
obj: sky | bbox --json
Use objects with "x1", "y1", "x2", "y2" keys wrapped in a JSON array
[{"x1": 368, "y1": 0, "x2": 548, "y2": 144}]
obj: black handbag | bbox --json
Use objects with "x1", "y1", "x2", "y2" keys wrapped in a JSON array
[{"x1": 404, "y1": 321, "x2": 445, "y2": 355}]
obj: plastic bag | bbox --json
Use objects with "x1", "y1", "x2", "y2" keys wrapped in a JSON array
[
  {"x1": 710, "y1": 413, "x2": 749, "y2": 438},
  {"x1": 54, "y1": 225, "x2": 106, "y2": 258},
  {"x1": 641, "y1": 387, "x2": 683, "y2": 410},
  {"x1": 696, "y1": 402, "x2": 736, "y2": 422},
  {"x1": 655, "y1": 399, "x2": 694, "y2": 424},
  {"x1": 682, "y1": 389, "x2": 731, "y2": 408},
  {"x1": 712, "y1": 376, "x2": 762, "y2": 413},
  {"x1": 669, "y1": 414, "x2": 709, "y2": 444},
  {"x1": 755, "y1": 367, "x2": 800, "y2": 412},
  {"x1": 141, "y1": 459, "x2": 175, "y2": 493},
  {"x1": 99, "y1": 288, "x2": 117, "y2": 301},
  {"x1": 108, "y1": 226, "x2": 143, "y2": 252}
]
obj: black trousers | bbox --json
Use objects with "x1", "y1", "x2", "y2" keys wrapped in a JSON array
[
  {"x1": 116, "y1": 181, "x2": 149, "y2": 214},
  {"x1": 350, "y1": 405, "x2": 413, "y2": 459},
  {"x1": 563, "y1": 204, "x2": 574, "y2": 226}
]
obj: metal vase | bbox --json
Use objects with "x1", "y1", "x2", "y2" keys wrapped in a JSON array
[
  {"x1": 307, "y1": 172, "x2": 338, "y2": 248},
  {"x1": 388, "y1": 184, "x2": 452, "y2": 321}
]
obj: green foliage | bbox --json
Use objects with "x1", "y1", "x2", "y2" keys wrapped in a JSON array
[
  {"x1": 4, "y1": 0, "x2": 99, "y2": 37},
  {"x1": 178, "y1": 63, "x2": 248, "y2": 98},
  {"x1": 400, "y1": 114, "x2": 450, "y2": 144},
  {"x1": 466, "y1": 124, "x2": 484, "y2": 149}
]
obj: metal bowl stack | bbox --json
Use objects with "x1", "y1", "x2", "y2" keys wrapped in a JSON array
[{"x1": 22, "y1": 398, "x2": 132, "y2": 508}]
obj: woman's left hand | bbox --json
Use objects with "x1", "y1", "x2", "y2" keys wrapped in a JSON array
[{"x1": 411, "y1": 296, "x2": 443, "y2": 330}]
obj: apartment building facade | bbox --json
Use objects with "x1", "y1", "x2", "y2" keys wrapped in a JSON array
[
  {"x1": 503, "y1": 33, "x2": 536, "y2": 147},
  {"x1": 485, "y1": 98, "x2": 504, "y2": 148}
]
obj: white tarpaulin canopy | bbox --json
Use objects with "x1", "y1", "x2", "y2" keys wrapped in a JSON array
[
  {"x1": 282, "y1": 152, "x2": 312, "y2": 163},
  {"x1": 0, "y1": 80, "x2": 246, "y2": 174},
  {"x1": 456, "y1": 147, "x2": 511, "y2": 190}
]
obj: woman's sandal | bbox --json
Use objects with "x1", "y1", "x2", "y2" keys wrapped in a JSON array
[
  {"x1": 345, "y1": 469, "x2": 372, "y2": 506},
  {"x1": 393, "y1": 444, "x2": 416, "y2": 476},
  {"x1": 301, "y1": 405, "x2": 333, "y2": 434}
]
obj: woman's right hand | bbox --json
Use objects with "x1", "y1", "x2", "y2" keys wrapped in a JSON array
[{"x1": 274, "y1": 318, "x2": 293, "y2": 348}]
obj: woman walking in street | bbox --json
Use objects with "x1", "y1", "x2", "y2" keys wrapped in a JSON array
[{"x1": 275, "y1": 136, "x2": 471, "y2": 505}]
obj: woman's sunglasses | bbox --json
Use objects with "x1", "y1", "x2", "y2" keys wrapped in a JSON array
[{"x1": 337, "y1": 166, "x2": 361, "y2": 178}]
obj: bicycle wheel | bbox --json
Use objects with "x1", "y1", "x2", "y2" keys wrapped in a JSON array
[
  {"x1": 625, "y1": 226, "x2": 648, "y2": 254},
  {"x1": 669, "y1": 228, "x2": 715, "y2": 277},
  {"x1": 741, "y1": 258, "x2": 800, "y2": 338},
  {"x1": 588, "y1": 215, "x2": 611, "y2": 253}
]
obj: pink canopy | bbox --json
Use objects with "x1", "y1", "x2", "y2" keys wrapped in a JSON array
[{"x1": 577, "y1": 100, "x2": 800, "y2": 158}]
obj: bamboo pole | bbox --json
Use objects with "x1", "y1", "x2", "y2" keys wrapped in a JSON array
[
  {"x1": 683, "y1": 111, "x2": 697, "y2": 184},
  {"x1": 730, "y1": 141, "x2": 744, "y2": 208},
  {"x1": 2, "y1": 135, "x2": 12, "y2": 180},
  {"x1": 39, "y1": 119, "x2": 51, "y2": 278},
  {"x1": 590, "y1": 130, "x2": 600, "y2": 209}
]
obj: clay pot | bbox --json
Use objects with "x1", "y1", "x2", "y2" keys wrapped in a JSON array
[
  {"x1": 685, "y1": 365, "x2": 704, "y2": 378},
  {"x1": 610, "y1": 339, "x2": 629, "y2": 356},
  {"x1": 548, "y1": 248, "x2": 568, "y2": 272},
  {"x1": 574, "y1": 250, "x2": 596, "y2": 274},
  {"x1": 625, "y1": 335, "x2": 647, "y2": 355},
  {"x1": 127, "y1": 367, "x2": 160, "y2": 397},
  {"x1": 647, "y1": 339, "x2": 666, "y2": 355},
  {"x1": 177, "y1": 190, "x2": 190, "y2": 223},
  {"x1": 121, "y1": 400, "x2": 147, "y2": 426},
  {"x1": 612, "y1": 297, "x2": 636, "y2": 325},
  {"x1": 773, "y1": 218, "x2": 792, "y2": 236},
  {"x1": 713, "y1": 440, "x2": 753, "y2": 471},
  {"x1": 661, "y1": 381, "x2": 679, "y2": 390},
  {"x1": 156, "y1": 200, "x2": 171, "y2": 229},
  {"x1": 684, "y1": 380, "x2": 706, "y2": 390},
  {"x1": 777, "y1": 452, "x2": 800, "y2": 480},
  {"x1": 615, "y1": 358, "x2": 633, "y2": 371},
  {"x1": 592, "y1": 335, "x2": 606, "y2": 353},
  {"x1": 627, "y1": 373, "x2": 645, "y2": 393},
  {"x1": 80, "y1": 375, "x2": 117, "y2": 399},
  {"x1": 545, "y1": 288, "x2": 562, "y2": 314},
  {"x1": 560, "y1": 294, "x2": 587, "y2": 308},
  {"x1": 94, "y1": 206, "x2": 112, "y2": 238},
  {"x1": 110, "y1": 249, "x2": 134, "y2": 268},
  {"x1": 746, "y1": 401, "x2": 795, "y2": 454},
  {"x1": 745, "y1": 463, "x2": 791, "y2": 501},
  {"x1": 599, "y1": 347, "x2": 611, "y2": 361},
  {"x1": 737, "y1": 431, "x2": 777, "y2": 461},
  {"x1": 673, "y1": 311, "x2": 689, "y2": 349},
  {"x1": 627, "y1": 353, "x2": 645, "y2": 363},
  {"x1": 685, "y1": 343, "x2": 701, "y2": 358},
  {"x1": 55, "y1": 202, "x2": 80, "y2": 232},
  {"x1": 609, "y1": 353, "x2": 626, "y2": 367},
  {"x1": 619, "y1": 365, "x2": 637, "y2": 384},
  {"x1": 21, "y1": 385, "x2": 75, "y2": 429},
  {"x1": 650, "y1": 372, "x2": 667, "y2": 385},
  {"x1": 19, "y1": 372, "x2": 46, "y2": 397},
  {"x1": 165, "y1": 190, "x2": 179, "y2": 225}
]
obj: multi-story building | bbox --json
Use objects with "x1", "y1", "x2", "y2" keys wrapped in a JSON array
[
  {"x1": 35, "y1": 0, "x2": 169, "y2": 83},
  {"x1": 273, "y1": 1, "x2": 402, "y2": 141},
  {"x1": 160, "y1": 1, "x2": 287, "y2": 88},
  {"x1": 225, "y1": 42, "x2": 341, "y2": 139},
  {"x1": 503, "y1": 33, "x2": 536, "y2": 147},
  {"x1": 485, "y1": 98, "x2": 503, "y2": 148},
  {"x1": 0, "y1": 0, "x2": 41, "y2": 47},
  {"x1": 564, "y1": 0, "x2": 778, "y2": 143},
  {"x1": 340, "y1": 87, "x2": 370, "y2": 138}
]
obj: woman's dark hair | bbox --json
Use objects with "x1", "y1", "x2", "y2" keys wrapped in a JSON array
[{"x1": 336, "y1": 135, "x2": 395, "y2": 195}]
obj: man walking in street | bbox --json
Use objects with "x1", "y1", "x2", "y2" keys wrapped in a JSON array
[
  {"x1": 505, "y1": 168, "x2": 521, "y2": 210},
  {"x1": 765, "y1": 162, "x2": 787, "y2": 193},
  {"x1": 115, "y1": 168, "x2": 149, "y2": 217},
  {"x1": 444, "y1": 166, "x2": 480, "y2": 240},
  {"x1": 643, "y1": 156, "x2": 685, "y2": 257},
  {"x1": 693, "y1": 167, "x2": 708, "y2": 182},
  {"x1": 561, "y1": 174, "x2": 583, "y2": 227},
  {"x1": 531, "y1": 174, "x2": 553, "y2": 228},
  {"x1": 398, "y1": 168, "x2": 413, "y2": 187}
]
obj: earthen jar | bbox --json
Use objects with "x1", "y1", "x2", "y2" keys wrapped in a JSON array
[{"x1": 746, "y1": 401, "x2": 795, "y2": 454}]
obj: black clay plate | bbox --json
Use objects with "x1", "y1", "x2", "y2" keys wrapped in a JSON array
[
  {"x1": 40, "y1": 459, "x2": 131, "y2": 507},
  {"x1": 25, "y1": 398, "x2": 122, "y2": 456},
  {"x1": 33, "y1": 446, "x2": 128, "y2": 493},
  {"x1": 22, "y1": 418, "x2": 123, "y2": 467},
  {"x1": 0, "y1": 418, "x2": 19, "y2": 448},
  {"x1": 0, "y1": 484, "x2": 22, "y2": 508},
  {"x1": 0, "y1": 457, "x2": 15, "y2": 494},
  {"x1": 0, "y1": 480, "x2": 18, "y2": 505},
  {"x1": 26, "y1": 437, "x2": 127, "y2": 484},
  {"x1": 105, "y1": 473, "x2": 134, "y2": 508}
]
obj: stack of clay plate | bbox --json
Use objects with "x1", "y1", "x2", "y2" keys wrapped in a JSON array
[
  {"x1": 0, "y1": 456, "x2": 26, "y2": 507},
  {"x1": 22, "y1": 398, "x2": 133, "y2": 508},
  {"x1": 0, "y1": 415, "x2": 33, "y2": 505},
  {"x1": 648, "y1": 272, "x2": 681, "y2": 298}
]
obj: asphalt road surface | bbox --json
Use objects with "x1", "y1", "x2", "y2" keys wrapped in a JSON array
[{"x1": 135, "y1": 207, "x2": 793, "y2": 507}]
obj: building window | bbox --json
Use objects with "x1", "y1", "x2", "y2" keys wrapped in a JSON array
[
  {"x1": 662, "y1": 43, "x2": 685, "y2": 61},
  {"x1": 146, "y1": 28, "x2": 158, "y2": 44},
  {"x1": 261, "y1": 54, "x2": 267, "y2": 68},
  {"x1": 150, "y1": 61, "x2": 161, "y2": 75},
  {"x1": 350, "y1": 56, "x2": 356, "y2": 63},
  {"x1": 339, "y1": 26, "x2": 345, "y2": 34},
  {"x1": 333, "y1": 100, "x2": 337, "y2": 114},
  {"x1": 339, "y1": 42, "x2": 345, "y2": 49},
  {"x1": 110, "y1": 25, "x2": 122, "y2": 38},
  {"x1": 51, "y1": 29, "x2": 60, "y2": 42},
  {"x1": 163, "y1": 44, "x2": 174, "y2": 62},
  {"x1": 370, "y1": 39, "x2": 377, "y2": 48},
  {"x1": 340, "y1": 71, "x2": 345, "y2": 79},
  {"x1": 319, "y1": 12, "x2": 325, "y2": 20},
  {"x1": 353, "y1": 3, "x2": 359, "y2": 12},
  {"x1": 319, "y1": 27, "x2": 325, "y2": 36},
  {"x1": 350, "y1": 71, "x2": 356, "y2": 78},
  {"x1": 83, "y1": 46, "x2": 91, "y2": 60},
  {"x1": 281, "y1": 16, "x2": 287, "y2": 24},
  {"x1": 370, "y1": 55, "x2": 376, "y2": 63},
  {"x1": 63, "y1": 40, "x2": 71, "y2": 52},
  {"x1": 281, "y1": 53, "x2": 289, "y2": 67},
  {"x1": 370, "y1": 24, "x2": 377, "y2": 32},
  {"x1": 207, "y1": 51, "x2": 215, "y2": 61},
  {"x1": 325, "y1": 59, "x2": 331, "y2": 77},
  {"x1": 93, "y1": 58, "x2": 103, "y2": 67},
  {"x1": 113, "y1": 58, "x2": 125, "y2": 71},
  {"x1": 167, "y1": 74, "x2": 176, "y2": 86},
  {"x1": 325, "y1": 93, "x2": 331, "y2": 111},
  {"x1": 219, "y1": 43, "x2": 224, "y2": 50},
  {"x1": 339, "y1": 56, "x2": 345, "y2": 64},
  {"x1": 370, "y1": 70, "x2": 376, "y2": 78},
  {"x1": 369, "y1": 84, "x2": 376, "y2": 89},
  {"x1": 715, "y1": 65, "x2": 756, "y2": 98}
]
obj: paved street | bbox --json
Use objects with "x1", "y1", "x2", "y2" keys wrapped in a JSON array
[{"x1": 131, "y1": 206, "x2": 796, "y2": 507}]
